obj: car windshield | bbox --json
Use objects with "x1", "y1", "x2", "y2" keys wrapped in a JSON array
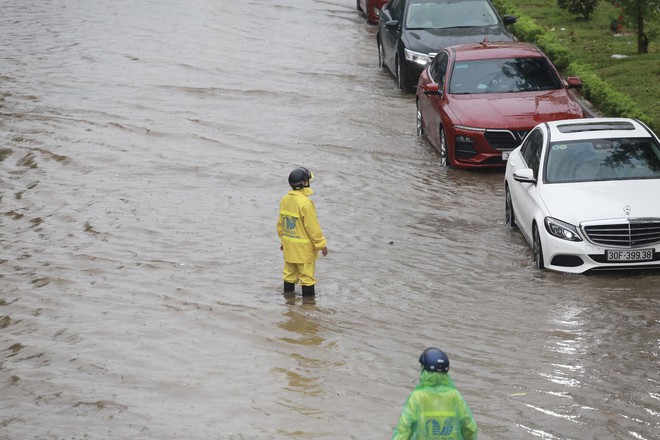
[
  {"x1": 406, "y1": 0, "x2": 499, "y2": 29},
  {"x1": 544, "y1": 138, "x2": 660, "y2": 183},
  {"x1": 448, "y1": 57, "x2": 562, "y2": 94}
]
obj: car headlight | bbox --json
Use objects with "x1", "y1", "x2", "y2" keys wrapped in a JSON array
[
  {"x1": 404, "y1": 48, "x2": 433, "y2": 66},
  {"x1": 544, "y1": 217, "x2": 582, "y2": 242}
]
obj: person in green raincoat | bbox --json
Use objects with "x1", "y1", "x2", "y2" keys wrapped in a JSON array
[
  {"x1": 392, "y1": 347, "x2": 478, "y2": 440},
  {"x1": 277, "y1": 167, "x2": 328, "y2": 297}
]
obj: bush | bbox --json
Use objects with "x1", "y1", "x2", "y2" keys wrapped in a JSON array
[
  {"x1": 505, "y1": 15, "x2": 575, "y2": 69},
  {"x1": 566, "y1": 62, "x2": 653, "y2": 125},
  {"x1": 491, "y1": 0, "x2": 655, "y2": 129},
  {"x1": 510, "y1": 16, "x2": 546, "y2": 42},
  {"x1": 557, "y1": 0, "x2": 598, "y2": 19}
]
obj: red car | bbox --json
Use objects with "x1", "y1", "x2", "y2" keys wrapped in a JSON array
[
  {"x1": 416, "y1": 41, "x2": 584, "y2": 169},
  {"x1": 357, "y1": 0, "x2": 389, "y2": 24}
]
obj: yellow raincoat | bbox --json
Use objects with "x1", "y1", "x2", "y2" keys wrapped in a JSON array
[
  {"x1": 277, "y1": 187, "x2": 327, "y2": 264},
  {"x1": 392, "y1": 370, "x2": 478, "y2": 440}
]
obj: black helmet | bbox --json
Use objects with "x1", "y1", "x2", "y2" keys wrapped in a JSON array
[
  {"x1": 419, "y1": 347, "x2": 449, "y2": 372},
  {"x1": 288, "y1": 167, "x2": 313, "y2": 190}
]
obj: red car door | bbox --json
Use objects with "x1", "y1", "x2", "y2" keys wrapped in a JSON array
[{"x1": 419, "y1": 51, "x2": 449, "y2": 151}]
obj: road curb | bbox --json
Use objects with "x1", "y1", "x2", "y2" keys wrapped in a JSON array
[{"x1": 570, "y1": 89, "x2": 604, "y2": 118}]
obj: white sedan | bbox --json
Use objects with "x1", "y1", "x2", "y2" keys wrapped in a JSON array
[{"x1": 504, "y1": 118, "x2": 660, "y2": 273}]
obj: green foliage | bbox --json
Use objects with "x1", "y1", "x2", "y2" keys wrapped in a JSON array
[
  {"x1": 510, "y1": 16, "x2": 546, "y2": 42},
  {"x1": 557, "y1": 0, "x2": 599, "y2": 19},
  {"x1": 490, "y1": 0, "x2": 519, "y2": 16},
  {"x1": 536, "y1": 33, "x2": 574, "y2": 69},
  {"x1": 490, "y1": 0, "x2": 656, "y2": 130},
  {"x1": 608, "y1": 0, "x2": 660, "y2": 52},
  {"x1": 566, "y1": 62, "x2": 653, "y2": 125},
  {"x1": 611, "y1": 0, "x2": 660, "y2": 25},
  {"x1": 500, "y1": 10, "x2": 576, "y2": 69}
]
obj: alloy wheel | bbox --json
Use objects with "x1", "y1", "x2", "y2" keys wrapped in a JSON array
[
  {"x1": 439, "y1": 128, "x2": 448, "y2": 167},
  {"x1": 416, "y1": 101, "x2": 423, "y2": 136},
  {"x1": 377, "y1": 39, "x2": 385, "y2": 69},
  {"x1": 505, "y1": 187, "x2": 516, "y2": 227},
  {"x1": 533, "y1": 225, "x2": 545, "y2": 269}
]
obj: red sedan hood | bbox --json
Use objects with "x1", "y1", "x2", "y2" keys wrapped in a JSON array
[{"x1": 446, "y1": 91, "x2": 582, "y2": 129}]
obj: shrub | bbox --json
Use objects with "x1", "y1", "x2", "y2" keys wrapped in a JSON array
[
  {"x1": 536, "y1": 34, "x2": 574, "y2": 69},
  {"x1": 566, "y1": 62, "x2": 653, "y2": 126},
  {"x1": 557, "y1": 0, "x2": 599, "y2": 19},
  {"x1": 510, "y1": 16, "x2": 546, "y2": 42},
  {"x1": 491, "y1": 0, "x2": 655, "y2": 129}
]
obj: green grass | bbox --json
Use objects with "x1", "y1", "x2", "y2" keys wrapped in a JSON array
[{"x1": 502, "y1": 0, "x2": 660, "y2": 129}]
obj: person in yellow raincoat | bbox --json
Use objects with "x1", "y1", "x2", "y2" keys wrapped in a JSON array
[
  {"x1": 392, "y1": 347, "x2": 478, "y2": 440},
  {"x1": 277, "y1": 167, "x2": 328, "y2": 297}
]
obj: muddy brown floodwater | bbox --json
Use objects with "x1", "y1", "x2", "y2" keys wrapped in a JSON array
[{"x1": 0, "y1": 1, "x2": 658, "y2": 439}]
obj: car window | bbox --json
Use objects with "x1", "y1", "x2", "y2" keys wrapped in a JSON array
[
  {"x1": 520, "y1": 129, "x2": 543, "y2": 177},
  {"x1": 429, "y1": 52, "x2": 448, "y2": 86},
  {"x1": 449, "y1": 57, "x2": 562, "y2": 94},
  {"x1": 545, "y1": 138, "x2": 660, "y2": 183},
  {"x1": 406, "y1": 0, "x2": 499, "y2": 29}
]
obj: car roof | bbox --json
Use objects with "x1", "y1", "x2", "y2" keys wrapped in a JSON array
[
  {"x1": 544, "y1": 118, "x2": 654, "y2": 142},
  {"x1": 447, "y1": 41, "x2": 543, "y2": 61}
]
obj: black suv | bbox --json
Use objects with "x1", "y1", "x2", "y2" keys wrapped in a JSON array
[{"x1": 376, "y1": 0, "x2": 517, "y2": 91}]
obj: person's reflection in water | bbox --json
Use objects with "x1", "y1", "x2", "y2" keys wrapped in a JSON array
[
  {"x1": 278, "y1": 301, "x2": 322, "y2": 346},
  {"x1": 283, "y1": 291, "x2": 316, "y2": 307},
  {"x1": 275, "y1": 297, "x2": 325, "y2": 414}
]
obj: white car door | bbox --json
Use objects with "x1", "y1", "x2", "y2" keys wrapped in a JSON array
[{"x1": 509, "y1": 128, "x2": 545, "y2": 244}]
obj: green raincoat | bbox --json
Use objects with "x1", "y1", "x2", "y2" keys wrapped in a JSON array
[{"x1": 392, "y1": 370, "x2": 477, "y2": 440}]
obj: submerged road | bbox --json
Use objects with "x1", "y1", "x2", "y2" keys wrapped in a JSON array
[{"x1": 0, "y1": 0, "x2": 658, "y2": 438}]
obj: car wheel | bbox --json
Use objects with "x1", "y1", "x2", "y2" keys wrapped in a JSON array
[
  {"x1": 533, "y1": 224, "x2": 545, "y2": 270},
  {"x1": 416, "y1": 100, "x2": 423, "y2": 136},
  {"x1": 377, "y1": 38, "x2": 385, "y2": 70},
  {"x1": 505, "y1": 186, "x2": 516, "y2": 228},
  {"x1": 396, "y1": 53, "x2": 411, "y2": 91},
  {"x1": 438, "y1": 127, "x2": 449, "y2": 167}
]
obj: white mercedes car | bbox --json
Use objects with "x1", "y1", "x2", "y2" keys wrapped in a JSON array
[{"x1": 504, "y1": 118, "x2": 660, "y2": 273}]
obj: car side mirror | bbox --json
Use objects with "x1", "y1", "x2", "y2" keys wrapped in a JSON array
[
  {"x1": 421, "y1": 83, "x2": 442, "y2": 96},
  {"x1": 502, "y1": 15, "x2": 517, "y2": 25},
  {"x1": 566, "y1": 76, "x2": 583, "y2": 89},
  {"x1": 513, "y1": 168, "x2": 536, "y2": 183},
  {"x1": 385, "y1": 19, "x2": 399, "y2": 28}
]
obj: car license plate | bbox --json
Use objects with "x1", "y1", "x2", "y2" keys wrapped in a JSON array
[
  {"x1": 502, "y1": 151, "x2": 510, "y2": 160},
  {"x1": 606, "y1": 249, "x2": 654, "y2": 262}
]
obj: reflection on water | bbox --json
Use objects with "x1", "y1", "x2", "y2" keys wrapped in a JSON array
[
  {"x1": 278, "y1": 301, "x2": 323, "y2": 347},
  {"x1": 1, "y1": 0, "x2": 659, "y2": 439},
  {"x1": 275, "y1": 301, "x2": 325, "y2": 416}
]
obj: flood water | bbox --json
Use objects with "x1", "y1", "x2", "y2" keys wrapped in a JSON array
[{"x1": 1, "y1": 1, "x2": 658, "y2": 439}]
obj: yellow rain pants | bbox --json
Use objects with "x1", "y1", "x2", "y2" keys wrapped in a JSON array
[{"x1": 277, "y1": 187, "x2": 326, "y2": 286}]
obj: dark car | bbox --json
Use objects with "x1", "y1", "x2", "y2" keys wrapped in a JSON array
[
  {"x1": 416, "y1": 42, "x2": 584, "y2": 169},
  {"x1": 376, "y1": 0, "x2": 517, "y2": 91},
  {"x1": 357, "y1": 0, "x2": 389, "y2": 24}
]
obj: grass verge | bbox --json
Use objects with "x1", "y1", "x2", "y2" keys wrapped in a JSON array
[{"x1": 492, "y1": 0, "x2": 659, "y2": 130}]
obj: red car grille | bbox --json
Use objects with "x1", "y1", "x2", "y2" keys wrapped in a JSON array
[{"x1": 484, "y1": 130, "x2": 528, "y2": 151}]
